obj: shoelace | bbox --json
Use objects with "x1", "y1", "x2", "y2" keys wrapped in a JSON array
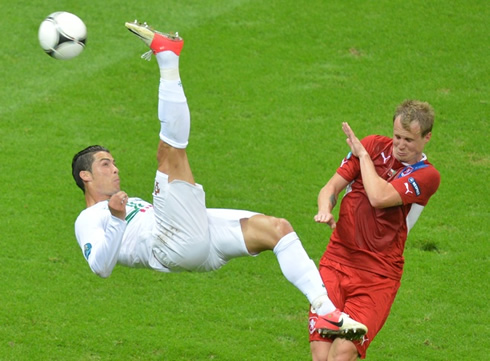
[{"x1": 141, "y1": 50, "x2": 153, "y2": 61}]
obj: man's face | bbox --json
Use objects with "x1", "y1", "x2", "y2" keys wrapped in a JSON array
[
  {"x1": 84, "y1": 151, "x2": 120, "y2": 198},
  {"x1": 392, "y1": 116, "x2": 431, "y2": 164}
]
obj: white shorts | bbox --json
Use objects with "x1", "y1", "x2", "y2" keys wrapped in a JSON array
[{"x1": 151, "y1": 171, "x2": 258, "y2": 272}]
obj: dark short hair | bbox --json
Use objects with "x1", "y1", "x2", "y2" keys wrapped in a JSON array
[{"x1": 72, "y1": 145, "x2": 110, "y2": 193}]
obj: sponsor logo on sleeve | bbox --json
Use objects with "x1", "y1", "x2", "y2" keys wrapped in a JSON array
[
  {"x1": 408, "y1": 177, "x2": 421, "y2": 196},
  {"x1": 83, "y1": 243, "x2": 92, "y2": 260},
  {"x1": 340, "y1": 152, "x2": 352, "y2": 167}
]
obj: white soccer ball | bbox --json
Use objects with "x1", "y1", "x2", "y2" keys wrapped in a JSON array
[{"x1": 38, "y1": 11, "x2": 87, "y2": 60}]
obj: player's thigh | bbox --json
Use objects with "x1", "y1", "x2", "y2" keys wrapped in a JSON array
[
  {"x1": 152, "y1": 171, "x2": 207, "y2": 237},
  {"x1": 339, "y1": 262, "x2": 400, "y2": 358},
  {"x1": 319, "y1": 260, "x2": 346, "y2": 308},
  {"x1": 152, "y1": 171, "x2": 210, "y2": 270},
  {"x1": 156, "y1": 141, "x2": 195, "y2": 184},
  {"x1": 194, "y1": 208, "x2": 264, "y2": 271},
  {"x1": 329, "y1": 338, "x2": 359, "y2": 361},
  {"x1": 200, "y1": 209, "x2": 258, "y2": 271},
  {"x1": 311, "y1": 340, "x2": 331, "y2": 361},
  {"x1": 240, "y1": 214, "x2": 294, "y2": 253},
  {"x1": 343, "y1": 265, "x2": 400, "y2": 339}
]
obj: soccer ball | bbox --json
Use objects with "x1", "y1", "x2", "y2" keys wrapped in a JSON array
[{"x1": 38, "y1": 12, "x2": 87, "y2": 60}]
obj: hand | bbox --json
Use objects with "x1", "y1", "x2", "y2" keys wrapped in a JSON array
[
  {"x1": 108, "y1": 191, "x2": 128, "y2": 220},
  {"x1": 314, "y1": 212, "x2": 337, "y2": 229},
  {"x1": 342, "y1": 122, "x2": 367, "y2": 158}
]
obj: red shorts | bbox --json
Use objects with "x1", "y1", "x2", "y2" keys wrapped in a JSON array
[{"x1": 308, "y1": 259, "x2": 400, "y2": 359}]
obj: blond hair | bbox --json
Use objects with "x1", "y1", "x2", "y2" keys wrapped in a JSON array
[{"x1": 393, "y1": 100, "x2": 435, "y2": 136}]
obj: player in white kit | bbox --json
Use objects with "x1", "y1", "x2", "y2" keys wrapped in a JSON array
[{"x1": 71, "y1": 21, "x2": 367, "y2": 339}]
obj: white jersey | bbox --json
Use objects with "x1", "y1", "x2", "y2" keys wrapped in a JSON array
[
  {"x1": 75, "y1": 191, "x2": 256, "y2": 277},
  {"x1": 75, "y1": 197, "x2": 169, "y2": 277}
]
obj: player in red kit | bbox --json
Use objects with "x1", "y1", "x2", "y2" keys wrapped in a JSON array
[{"x1": 309, "y1": 100, "x2": 440, "y2": 360}]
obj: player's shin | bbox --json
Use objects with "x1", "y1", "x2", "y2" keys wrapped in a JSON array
[
  {"x1": 157, "y1": 51, "x2": 189, "y2": 149},
  {"x1": 273, "y1": 232, "x2": 336, "y2": 314}
]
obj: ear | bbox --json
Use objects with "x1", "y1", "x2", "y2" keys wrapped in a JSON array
[
  {"x1": 79, "y1": 170, "x2": 92, "y2": 182},
  {"x1": 424, "y1": 131, "x2": 432, "y2": 143}
]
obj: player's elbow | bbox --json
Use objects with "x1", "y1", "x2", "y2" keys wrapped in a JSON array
[
  {"x1": 90, "y1": 263, "x2": 113, "y2": 278},
  {"x1": 95, "y1": 270, "x2": 112, "y2": 278},
  {"x1": 368, "y1": 184, "x2": 401, "y2": 208},
  {"x1": 368, "y1": 194, "x2": 400, "y2": 209},
  {"x1": 368, "y1": 197, "x2": 385, "y2": 208}
]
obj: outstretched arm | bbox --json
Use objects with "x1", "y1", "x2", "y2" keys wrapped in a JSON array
[{"x1": 342, "y1": 122, "x2": 402, "y2": 208}]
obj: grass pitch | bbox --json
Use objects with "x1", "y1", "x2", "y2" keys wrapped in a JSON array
[{"x1": 0, "y1": 0, "x2": 488, "y2": 360}]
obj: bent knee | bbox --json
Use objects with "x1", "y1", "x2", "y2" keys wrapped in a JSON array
[
  {"x1": 271, "y1": 217, "x2": 294, "y2": 238},
  {"x1": 260, "y1": 216, "x2": 294, "y2": 246},
  {"x1": 242, "y1": 215, "x2": 294, "y2": 253}
]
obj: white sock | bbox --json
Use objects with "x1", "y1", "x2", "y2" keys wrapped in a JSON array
[
  {"x1": 273, "y1": 232, "x2": 336, "y2": 315},
  {"x1": 312, "y1": 295, "x2": 337, "y2": 316},
  {"x1": 156, "y1": 51, "x2": 189, "y2": 148},
  {"x1": 156, "y1": 51, "x2": 180, "y2": 75}
]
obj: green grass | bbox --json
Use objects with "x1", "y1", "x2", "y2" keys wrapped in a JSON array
[{"x1": 1, "y1": 0, "x2": 488, "y2": 360}]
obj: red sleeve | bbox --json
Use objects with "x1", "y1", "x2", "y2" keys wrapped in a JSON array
[
  {"x1": 336, "y1": 136, "x2": 378, "y2": 181},
  {"x1": 391, "y1": 165, "x2": 440, "y2": 206}
]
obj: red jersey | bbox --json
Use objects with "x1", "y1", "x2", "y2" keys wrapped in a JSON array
[{"x1": 323, "y1": 135, "x2": 440, "y2": 280}]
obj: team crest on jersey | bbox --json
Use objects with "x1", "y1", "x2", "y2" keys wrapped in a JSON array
[
  {"x1": 400, "y1": 166, "x2": 415, "y2": 177},
  {"x1": 154, "y1": 181, "x2": 160, "y2": 195},
  {"x1": 125, "y1": 201, "x2": 153, "y2": 223},
  {"x1": 408, "y1": 177, "x2": 421, "y2": 196},
  {"x1": 84, "y1": 243, "x2": 92, "y2": 260},
  {"x1": 308, "y1": 316, "x2": 319, "y2": 334},
  {"x1": 397, "y1": 161, "x2": 428, "y2": 179}
]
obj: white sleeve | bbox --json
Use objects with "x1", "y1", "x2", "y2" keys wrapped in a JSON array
[{"x1": 75, "y1": 207, "x2": 127, "y2": 278}]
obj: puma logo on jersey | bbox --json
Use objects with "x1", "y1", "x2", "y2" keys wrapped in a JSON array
[
  {"x1": 404, "y1": 183, "x2": 413, "y2": 194},
  {"x1": 340, "y1": 152, "x2": 352, "y2": 167},
  {"x1": 381, "y1": 152, "x2": 391, "y2": 164}
]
